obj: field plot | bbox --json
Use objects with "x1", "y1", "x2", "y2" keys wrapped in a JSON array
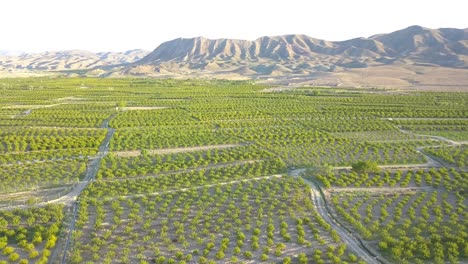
[
  {"x1": 313, "y1": 167, "x2": 468, "y2": 263},
  {"x1": 113, "y1": 143, "x2": 244, "y2": 157},
  {"x1": 70, "y1": 177, "x2": 361, "y2": 264},
  {"x1": 110, "y1": 126, "x2": 240, "y2": 151},
  {"x1": 331, "y1": 130, "x2": 426, "y2": 142},
  {"x1": 0, "y1": 126, "x2": 107, "y2": 195},
  {"x1": 1, "y1": 104, "x2": 114, "y2": 128},
  {"x1": 101, "y1": 145, "x2": 274, "y2": 179},
  {"x1": 0, "y1": 127, "x2": 106, "y2": 154},
  {"x1": 0, "y1": 159, "x2": 87, "y2": 193},
  {"x1": 88, "y1": 158, "x2": 286, "y2": 196},
  {"x1": 0, "y1": 78, "x2": 466, "y2": 264},
  {"x1": 390, "y1": 118, "x2": 468, "y2": 142},
  {"x1": 0, "y1": 205, "x2": 64, "y2": 264},
  {"x1": 425, "y1": 145, "x2": 467, "y2": 167},
  {"x1": 223, "y1": 124, "x2": 428, "y2": 167}
]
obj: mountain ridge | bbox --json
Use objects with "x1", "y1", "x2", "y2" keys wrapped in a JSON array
[
  {"x1": 1, "y1": 26, "x2": 468, "y2": 90},
  {"x1": 135, "y1": 25, "x2": 467, "y2": 68}
]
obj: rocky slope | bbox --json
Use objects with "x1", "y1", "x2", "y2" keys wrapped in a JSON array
[
  {"x1": 118, "y1": 26, "x2": 467, "y2": 89},
  {"x1": 133, "y1": 26, "x2": 467, "y2": 71}
]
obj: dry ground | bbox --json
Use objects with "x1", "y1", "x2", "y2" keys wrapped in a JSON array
[
  {"x1": 119, "y1": 106, "x2": 168, "y2": 111},
  {"x1": 113, "y1": 144, "x2": 244, "y2": 157},
  {"x1": 260, "y1": 64, "x2": 468, "y2": 92}
]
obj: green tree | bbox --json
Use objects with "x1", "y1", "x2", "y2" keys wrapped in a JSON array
[
  {"x1": 70, "y1": 249, "x2": 83, "y2": 264},
  {"x1": 9, "y1": 253, "x2": 20, "y2": 262},
  {"x1": 352, "y1": 161, "x2": 380, "y2": 174},
  {"x1": 215, "y1": 251, "x2": 225, "y2": 260},
  {"x1": 349, "y1": 253, "x2": 358, "y2": 262},
  {"x1": 298, "y1": 253, "x2": 308, "y2": 264},
  {"x1": 116, "y1": 101, "x2": 127, "y2": 109}
]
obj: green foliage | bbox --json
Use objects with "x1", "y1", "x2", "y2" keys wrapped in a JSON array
[
  {"x1": 426, "y1": 145, "x2": 467, "y2": 167},
  {"x1": 70, "y1": 176, "x2": 351, "y2": 262},
  {"x1": 330, "y1": 168, "x2": 467, "y2": 263},
  {"x1": 298, "y1": 253, "x2": 308, "y2": 263},
  {"x1": 243, "y1": 251, "x2": 253, "y2": 259},
  {"x1": 0, "y1": 78, "x2": 465, "y2": 263},
  {"x1": 116, "y1": 101, "x2": 127, "y2": 109},
  {"x1": 0, "y1": 205, "x2": 64, "y2": 263},
  {"x1": 352, "y1": 161, "x2": 380, "y2": 173}
]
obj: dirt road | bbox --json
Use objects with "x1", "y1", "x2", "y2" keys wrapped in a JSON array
[
  {"x1": 44, "y1": 125, "x2": 115, "y2": 206},
  {"x1": 288, "y1": 169, "x2": 384, "y2": 264},
  {"x1": 58, "y1": 115, "x2": 116, "y2": 264},
  {"x1": 302, "y1": 177, "x2": 382, "y2": 264}
]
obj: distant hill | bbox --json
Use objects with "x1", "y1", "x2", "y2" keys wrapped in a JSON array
[
  {"x1": 133, "y1": 26, "x2": 467, "y2": 70},
  {"x1": 0, "y1": 49, "x2": 149, "y2": 71},
  {"x1": 117, "y1": 26, "x2": 467, "y2": 90}
]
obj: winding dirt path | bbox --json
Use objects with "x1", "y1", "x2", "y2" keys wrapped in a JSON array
[
  {"x1": 2, "y1": 115, "x2": 116, "y2": 211},
  {"x1": 286, "y1": 122, "x2": 464, "y2": 264},
  {"x1": 45, "y1": 122, "x2": 115, "y2": 206},
  {"x1": 289, "y1": 169, "x2": 385, "y2": 264},
  {"x1": 304, "y1": 177, "x2": 381, "y2": 264},
  {"x1": 398, "y1": 128, "x2": 461, "y2": 146},
  {"x1": 393, "y1": 124, "x2": 466, "y2": 168}
]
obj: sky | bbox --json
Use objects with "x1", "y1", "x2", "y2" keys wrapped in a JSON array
[{"x1": 1, "y1": 0, "x2": 467, "y2": 53}]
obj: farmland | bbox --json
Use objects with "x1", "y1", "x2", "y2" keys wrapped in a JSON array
[{"x1": 0, "y1": 78, "x2": 466, "y2": 263}]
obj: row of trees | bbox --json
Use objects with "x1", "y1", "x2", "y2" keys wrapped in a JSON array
[
  {"x1": 70, "y1": 177, "x2": 360, "y2": 263},
  {"x1": 85, "y1": 159, "x2": 286, "y2": 198},
  {"x1": 426, "y1": 145, "x2": 467, "y2": 167},
  {"x1": 0, "y1": 205, "x2": 64, "y2": 264},
  {"x1": 331, "y1": 186, "x2": 467, "y2": 263},
  {"x1": 0, "y1": 159, "x2": 87, "y2": 192},
  {"x1": 318, "y1": 167, "x2": 466, "y2": 191},
  {"x1": 99, "y1": 145, "x2": 272, "y2": 179}
]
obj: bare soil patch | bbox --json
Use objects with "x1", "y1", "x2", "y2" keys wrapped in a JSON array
[
  {"x1": 113, "y1": 150, "x2": 140, "y2": 157},
  {"x1": 0, "y1": 185, "x2": 72, "y2": 208},
  {"x1": 113, "y1": 143, "x2": 243, "y2": 157},
  {"x1": 55, "y1": 96, "x2": 85, "y2": 101},
  {"x1": 328, "y1": 186, "x2": 433, "y2": 194},
  {"x1": 2, "y1": 103, "x2": 63, "y2": 109},
  {"x1": 120, "y1": 106, "x2": 168, "y2": 111}
]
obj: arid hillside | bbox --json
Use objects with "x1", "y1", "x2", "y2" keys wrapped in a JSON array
[
  {"x1": 118, "y1": 26, "x2": 467, "y2": 90},
  {"x1": 1, "y1": 26, "x2": 467, "y2": 90}
]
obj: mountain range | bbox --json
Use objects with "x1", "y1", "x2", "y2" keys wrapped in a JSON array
[{"x1": 1, "y1": 25, "x2": 467, "y2": 90}]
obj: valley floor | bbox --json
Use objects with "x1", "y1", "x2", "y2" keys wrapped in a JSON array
[{"x1": 0, "y1": 78, "x2": 466, "y2": 264}]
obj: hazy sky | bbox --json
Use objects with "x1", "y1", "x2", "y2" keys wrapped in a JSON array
[{"x1": 2, "y1": 0, "x2": 467, "y2": 52}]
